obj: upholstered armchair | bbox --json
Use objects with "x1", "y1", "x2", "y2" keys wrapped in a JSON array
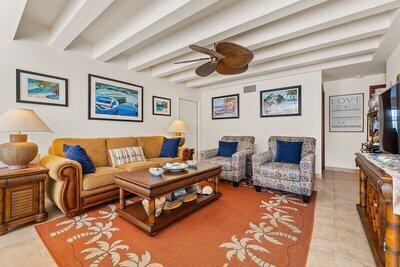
[
  {"x1": 200, "y1": 136, "x2": 255, "y2": 187},
  {"x1": 252, "y1": 136, "x2": 316, "y2": 202}
]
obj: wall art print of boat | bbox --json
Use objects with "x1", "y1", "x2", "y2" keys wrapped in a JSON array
[{"x1": 95, "y1": 95, "x2": 119, "y2": 115}]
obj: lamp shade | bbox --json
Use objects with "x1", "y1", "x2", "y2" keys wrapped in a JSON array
[
  {"x1": 167, "y1": 120, "x2": 188, "y2": 133},
  {"x1": 0, "y1": 108, "x2": 52, "y2": 133}
]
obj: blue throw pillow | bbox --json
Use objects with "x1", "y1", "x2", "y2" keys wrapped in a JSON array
[
  {"x1": 63, "y1": 144, "x2": 96, "y2": 174},
  {"x1": 275, "y1": 140, "x2": 303, "y2": 164},
  {"x1": 159, "y1": 138, "x2": 180, "y2": 158},
  {"x1": 217, "y1": 141, "x2": 238, "y2": 157}
]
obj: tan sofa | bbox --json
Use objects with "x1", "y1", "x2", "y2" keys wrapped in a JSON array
[{"x1": 41, "y1": 136, "x2": 189, "y2": 217}]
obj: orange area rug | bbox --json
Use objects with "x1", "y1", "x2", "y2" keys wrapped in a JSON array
[{"x1": 36, "y1": 183, "x2": 316, "y2": 267}]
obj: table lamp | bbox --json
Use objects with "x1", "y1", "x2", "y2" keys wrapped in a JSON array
[
  {"x1": 0, "y1": 108, "x2": 52, "y2": 169},
  {"x1": 167, "y1": 120, "x2": 188, "y2": 137}
]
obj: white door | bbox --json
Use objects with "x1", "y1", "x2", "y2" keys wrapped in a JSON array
[{"x1": 178, "y1": 98, "x2": 199, "y2": 159}]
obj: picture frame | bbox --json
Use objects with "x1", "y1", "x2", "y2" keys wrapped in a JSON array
[
  {"x1": 16, "y1": 69, "x2": 68, "y2": 107},
  {"x1": 211, "y1": 94, "x2": 240, "y2": 120},
  {"x1": 260, "y1": 86, "x2": 301, "y2": 117},
  {"x1": 329, "y1": 93, "x2": 364, "y2": 132},
  {"x1": 152, "y1": 96, "x2": 171, "y2": 116},
  {"x1": 88, "y1": 74, "x2": 143, "y2": 122}
]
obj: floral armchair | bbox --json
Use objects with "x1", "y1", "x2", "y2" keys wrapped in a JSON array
[
  {"x1": 252, "y1": 136, "x2": 316, "y2": 202},
  {"x1": 200, "y1": 136, "x2": 255, "y2": 187}
]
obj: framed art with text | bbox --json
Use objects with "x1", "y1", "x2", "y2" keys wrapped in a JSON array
[
  {"x1": 88, "y1": 74, "x2": 143, "y2": 122},
  {"x1": 329, "y1": 93, "x2": 363, "y2": 132},
  {"x1": 16, "y1": 69, "x2": 68, "y2": 107},
  {"x1": 260, "y1": 86, "x2": 301, "y2": 117},
  {"x1": 211, "y1": 94, "x2": 239, "y2": 119}
]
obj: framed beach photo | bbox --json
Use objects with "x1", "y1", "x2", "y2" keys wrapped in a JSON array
[
  {"x1": 152, "y1": 96, "x2": 171, "y2": 116},
  {"x1": 212, "y1": 94, "x2": 239, "y2": 120},
  {"x1": 16, "y1": 69, "x2": 68, "y2": 106},
  {"x1": 88, "y1": 74, "x2": 143, "y2": 122},
  {"x1": 260, "y1": 86, "x2": 301, "y2": 117}
]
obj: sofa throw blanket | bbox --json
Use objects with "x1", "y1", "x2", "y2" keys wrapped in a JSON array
[{"x1": 108, "y1": 146, "x2": 146, "y2": 167}]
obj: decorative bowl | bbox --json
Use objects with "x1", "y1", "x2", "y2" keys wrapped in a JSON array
[
  {"x1": 187, "y1": 160, "x2": 198, "y2": 167},
  {"x1": 163, "y1": 162, "x2": 188, "y2": 172},
  {"x1": 149, "y1": 167, "x2": 164, "y2": 176}
]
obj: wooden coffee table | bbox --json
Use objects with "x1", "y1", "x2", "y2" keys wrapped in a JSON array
[{"x1": 114, "y1": 163, "x2": 222, "y2": 235}]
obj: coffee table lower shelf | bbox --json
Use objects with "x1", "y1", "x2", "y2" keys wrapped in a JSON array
[{"x1": 117, "y1": 192, "x2": 222, "y2": 236}]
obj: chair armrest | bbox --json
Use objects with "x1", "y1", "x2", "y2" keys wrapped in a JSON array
[
  {"x1": 40, "y1": 155, "x2": 82, "y2": 216},
  {"x1": 252, "y1": 151, "x2": 273, "y2": 176},
  {"x1": 178, "y1": 147, "x2": 189, "y2": 161},
  {"x1": 300, "y1": 153, "x2": 315, "y2": 181},
  {"x1": 231, "y1": 149, "x2": 253, "y2": 180},
  {"x1": 200, "y1": 148, "x2": 218, "y2": 161},
  {"x1": 232, "y1": 149, "x2": 253, "y2": 163}
]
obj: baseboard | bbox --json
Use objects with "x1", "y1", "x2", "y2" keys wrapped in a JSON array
[{"x1": 325, "y1": 166, "x2": 358, "y2": 173}]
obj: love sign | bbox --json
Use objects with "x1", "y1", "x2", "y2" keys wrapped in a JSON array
[{"x1": 329, "y1": 93, "x2": 364, "y2": 132}]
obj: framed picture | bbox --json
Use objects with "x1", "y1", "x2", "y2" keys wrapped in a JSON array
[
  {"x1": 260, "y1": 86, "x2": 301, "y2": 117},
  {"x1": 88, "y1": 74, "x2": 143, "y2": 122},
  {"x1": 152, "y1": 96, "x2": 171, "y2": 116},
  {"x1": 329, "y1": 93, "x2": 363, "y2": 132},
  {"x1": 212, "y1": 94, "x2": 239, "y2": 119},
  {"x1": 16, "y1": 69, "x2": 68, "y2": 106}
]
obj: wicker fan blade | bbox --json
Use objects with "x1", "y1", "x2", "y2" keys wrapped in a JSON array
[
  {"x1": 174, "y1": 58, "x2": 209, "y2": 64},
  {"x1": 216, "y1": 61, "x2": 248, "y2": 75},
  {"x1": 215, "y1": 42, "x2": 254, "y2": 68},
  {"x1": 195, "y1": 61, "x2": 216, "y2": 77},
  {"x1": 189, "y1": 45, "x2": 226, "y2": 59}
]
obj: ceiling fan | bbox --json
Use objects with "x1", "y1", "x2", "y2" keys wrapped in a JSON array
[{"x1": 174, "y1": 42, "x2": 254, "y2": 77}]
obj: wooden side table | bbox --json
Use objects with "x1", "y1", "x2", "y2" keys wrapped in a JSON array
[{"x1": 0, "y1": 165, "x2": 48, "y2": 235}]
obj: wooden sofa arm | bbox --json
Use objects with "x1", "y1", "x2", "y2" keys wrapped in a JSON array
[{"x1": 40, "y1": 155, "x2": 82, "y2": 216}]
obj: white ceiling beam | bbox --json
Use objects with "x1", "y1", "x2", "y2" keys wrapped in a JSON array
[
  {"x1": 169, "y1": 14, "x2": 390, "y2": 82},
  {"x1": 128, "y1": 0, "x2": 328, "y2": 71},
  {"x1": 185, "y1": 36, "x2": 381, "y2": 87},
  {"x1": 197, "y1": 54, "x2": 374, "y2": 91},
  {"x1": 373, "y1": 9, "x2": 400, "y2": 62},
  {"x1": 160, "y1": 12, "x2": 390, "y2": 79},
  {"x1": 0, "y1": 0, "x2": 27, "y2": 39},
  {"x1": 93, "y1": 0, "x2": 219, "y2": 62},
  {"x1": 49, "y1": 0, "x2": 114, "y2": 51}
]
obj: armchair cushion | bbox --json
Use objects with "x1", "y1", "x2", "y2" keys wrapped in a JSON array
[
  {"x1": 260, "y1": 162, "x2": 300, "y2": 182},
  {"x1": 275, "y1": 140, "x2": 303, "y2": 164},
  {"x1": 217, "y1": 141, "x2": 238, "y2": 157},
  {"x1": 203, "y1": 156, "x2": 232, "y2": 171}
]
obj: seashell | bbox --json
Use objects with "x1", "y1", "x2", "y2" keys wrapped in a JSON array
[{"x1": 201, "y1": 185, "x2": 213, "y2": 195}]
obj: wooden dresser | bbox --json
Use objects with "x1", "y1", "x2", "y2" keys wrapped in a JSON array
[
  {"x1": 355, "y1": 153, "x2": 400, "y2": 267},
  {"x1": 0, "y1": 165, "x2": 48, "y2": 235}
]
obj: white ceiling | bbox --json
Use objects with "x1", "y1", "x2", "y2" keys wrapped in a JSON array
[{"x1": 5, "y1": 0, "x2": 400, "y2": 88}]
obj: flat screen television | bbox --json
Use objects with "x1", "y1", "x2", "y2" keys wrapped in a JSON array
[{"x1": 379, "y1": 83, "x2": 400, "y2": 154}]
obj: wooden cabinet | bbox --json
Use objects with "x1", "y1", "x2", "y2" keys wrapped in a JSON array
[
  {"x1": 355, "y1": 153, "x2": 400, "y2": 267},
  {"x1": 0, "y1": 165, "x2": 48, "y2": 235}
]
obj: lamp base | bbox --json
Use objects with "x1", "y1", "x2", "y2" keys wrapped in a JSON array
[{"x1": 0, "y1": 134, "x2": 38, "y2": 170}]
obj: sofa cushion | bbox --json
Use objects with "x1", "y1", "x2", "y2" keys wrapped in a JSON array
[
  {"x1": 64, "y1": 144, "x2": 96, "y2": 174},
  {"x1": 150, "y1": 157, "x2": 180, "y2": 166},
  {"x1": 108, "y1": 146, "x2": 146, "y2": 167},
  {"x1": 203, "y1": 156, "x2": 232, "y2": 171},
  {"x1": 117, "y1": 161, "x2": 159, "y2": 172},
  {"x1": 106, "y1": 137, "x2": 138, "y2": 164},
  {"x1": 82, "y1": 167, "x2": 125, "y2": 191},
  {"x1": 159, "y1": 137, "x2": 180, "y2": 157},
  {"x1": 51, "y1": 138, "x2": 108, "y2": 167},
  {"x1": 137, "y1": 136, "x2": 164, "y2": 159},
  {"x1": 260, "y1": 162, "x2": 300, "y2": 182},
  {"x1": 275, "y1": 140, "x2": 303, "y2": 164}
]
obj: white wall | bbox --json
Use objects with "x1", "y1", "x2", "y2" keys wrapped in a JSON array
[
  {"x1": 0, "y1": 35, "x2": 199, "y2": 155},
  {"x1": 200, "y1": 71, "x2": 323, "y2": 175},
  {"x1": 323, "y1": 74, "x2": 386, "y2": 170},
  {"x1": 387, "y1": 43, "x2": 400, "y2": 87}
]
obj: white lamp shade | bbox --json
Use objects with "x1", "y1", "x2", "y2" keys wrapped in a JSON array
[
  {"x1": 167, "y1": 120, "x2": 188, "y2": 133},
  {"x1": 0, "y1": 108, "x2": 52, "y2": 133}
]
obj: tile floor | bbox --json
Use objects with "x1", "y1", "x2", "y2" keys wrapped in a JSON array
[{"x1": 0, "y1": 170, "x2": 376, "y2": 266}]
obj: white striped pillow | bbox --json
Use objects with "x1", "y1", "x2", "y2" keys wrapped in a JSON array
[{"x1": 108, "y1": 146, "x2": 146, "y2": 167}]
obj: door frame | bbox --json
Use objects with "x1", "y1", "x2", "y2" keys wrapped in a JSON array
[{"x1": 177, "y1": 98, "x2": 200, "y2": 159}]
